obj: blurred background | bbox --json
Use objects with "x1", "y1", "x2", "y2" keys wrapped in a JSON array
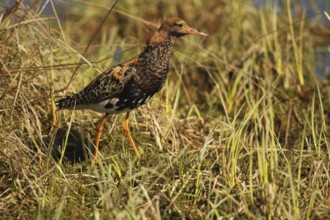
[{"x1": 2, "y1": 0, "x2": 329, "y2": 78}]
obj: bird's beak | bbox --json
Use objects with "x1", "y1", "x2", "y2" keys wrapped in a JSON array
[{"x1": 182, "y1": 26, "x2": 209, "y2": 37}]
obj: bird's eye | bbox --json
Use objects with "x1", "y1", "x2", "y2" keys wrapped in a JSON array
[{"x1": 177, "y1": 23, "x2": 184, "y2": 28}]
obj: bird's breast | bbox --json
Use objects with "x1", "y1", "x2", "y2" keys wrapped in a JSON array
[{"x1": 96, "y1": 42, "x2": 173, "y2": 114}]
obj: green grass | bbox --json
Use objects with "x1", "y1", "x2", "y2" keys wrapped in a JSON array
[{"x1": 1, "y1": 0, "x2": 330, "y2": 219}]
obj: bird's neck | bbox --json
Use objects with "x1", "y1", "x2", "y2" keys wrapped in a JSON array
[
  {"x1": 144, "y1": 35, "x2": 174, "y2": 59},
  {"x1": 140, "y1": 30, "x2": 175, "y2": 72},
  {"x1": 147, "y1": 29, "x2": 174, "y2": 47}
]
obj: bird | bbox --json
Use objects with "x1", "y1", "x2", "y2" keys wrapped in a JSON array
[{"x1": 56, "y1": 17, "x2": 209, "y2": 161}]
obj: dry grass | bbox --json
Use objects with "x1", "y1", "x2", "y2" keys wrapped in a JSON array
[{"x1": 1, "y1": 0, "x2": 330, "y2": 219}]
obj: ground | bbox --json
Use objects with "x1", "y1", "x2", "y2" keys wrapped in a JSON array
[{"x1": 0, "y1": 0, "x2": 329, "y2": 219}]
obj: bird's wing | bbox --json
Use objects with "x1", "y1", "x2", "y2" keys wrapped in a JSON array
[
  {"x1": 56, "y1": 57, "x2": 140, "y2": 110},
  {"x1": 78, "y1": 64, "x2": 137, "y2": 104}
]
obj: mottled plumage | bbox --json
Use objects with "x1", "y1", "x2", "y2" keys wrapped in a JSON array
[
  {"x1": 56, "y1": 38, "x2": 173, "y2": 113},
  {"x1": 56, "y1": 17, "x2": 208, "y2": 160}
]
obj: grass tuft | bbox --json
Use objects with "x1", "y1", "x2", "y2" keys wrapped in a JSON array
[{"x1": 0, "y1": 0, "x2": 329, "y2": 219}]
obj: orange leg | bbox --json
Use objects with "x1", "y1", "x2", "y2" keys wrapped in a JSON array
[
  {"x1": 123, "y1": 112, "x2": 140, "y2": 157},
  {"x1": 93, "y1": 113, "x2": 109, "y2": 162}
]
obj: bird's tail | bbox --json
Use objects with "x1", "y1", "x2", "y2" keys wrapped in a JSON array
[{"x1": 56, "y1": 94, "x2": 79, "y2": 110}]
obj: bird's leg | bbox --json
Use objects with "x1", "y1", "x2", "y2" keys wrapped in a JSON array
[
  {"x1": 123, "y1": 112, "x2": 140, "y2": 157},
  {"x1": 93, "y1": 113, "x2": 109, "y2": 162}
]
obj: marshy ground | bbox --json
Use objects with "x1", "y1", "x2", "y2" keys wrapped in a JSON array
[{"x1": 0, "y1": 0, "x2": 329, "y2": 219}]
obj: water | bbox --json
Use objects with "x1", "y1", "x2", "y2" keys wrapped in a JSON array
[
  {"x1": 254, "y1": 0, "x2": 330, "y2": 78},
  {"x1": 255, "y1": 0, "x2": 329, "y2": 25}
]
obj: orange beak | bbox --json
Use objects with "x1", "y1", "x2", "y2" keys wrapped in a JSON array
[{"x1": 182, "y1": 26, "x2": 209, "y2": 37}]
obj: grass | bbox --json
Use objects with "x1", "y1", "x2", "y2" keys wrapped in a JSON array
[{"x1": 1, "y1": 0, "x2": 330, "y2": 219}]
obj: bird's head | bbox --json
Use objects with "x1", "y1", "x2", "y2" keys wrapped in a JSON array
[
  {"x1": 161, "y1": 17, "x2": 209, "y2": 38},
  {"x1": 147, "y1": 17, "x2": 208, "y2": 46}
]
